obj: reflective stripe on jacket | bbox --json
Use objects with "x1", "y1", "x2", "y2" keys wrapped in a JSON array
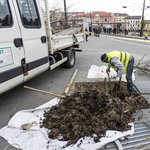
[{"x1": 107, "y1": 51, "x2": 130, "y2": 74}]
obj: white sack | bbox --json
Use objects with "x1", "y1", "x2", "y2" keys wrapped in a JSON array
[{"x1": 87, "y1": 65, "x2": 135, "y2": 82}]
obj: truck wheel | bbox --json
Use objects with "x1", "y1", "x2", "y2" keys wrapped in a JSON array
[
  {"x1": 61, "y1": 49, "x2": 76, "y2": 68},
  {"x1": 50, "y1": 59, "x2": 54, "y2": 65},
  {"x1": 65, "y1": 50, "x2": 75, "y2": 68},
  {"x1": 61, "y1": 62, "x2": 66, "y2": 68}
]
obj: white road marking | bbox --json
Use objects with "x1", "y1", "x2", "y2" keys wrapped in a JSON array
[{"x1": 102, "y1": 35, "x2": 150, "y2": 48}]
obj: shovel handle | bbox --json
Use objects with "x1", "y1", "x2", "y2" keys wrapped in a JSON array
[
  {"x1": 118, "y1": 77, "x2": 122, "y2": 90},
  {"x1": 107, "y1": 72, "x2": 113, "y2": 97}
]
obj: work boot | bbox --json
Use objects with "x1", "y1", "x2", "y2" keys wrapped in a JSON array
[{"x1": 128, "y1": 94, "x2": 134, "y2": 99}]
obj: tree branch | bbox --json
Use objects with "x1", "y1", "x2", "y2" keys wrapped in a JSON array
[{"x1": 134, "y1": 54, "x2": 150, "y2": 77}]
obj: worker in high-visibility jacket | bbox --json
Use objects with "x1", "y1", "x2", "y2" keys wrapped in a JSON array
[
  {"x1": 101, "y1": 51, "x2": 134, "y2": 98},
  {"x1": 144, "y1": 31, "x2": 148, "y2": 40}
]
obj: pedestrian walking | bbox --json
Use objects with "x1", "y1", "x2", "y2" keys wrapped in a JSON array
[
  {"x1": 85, "y1": 27, "x2": 89, "y2": 41},
  {"x1": 101, "y1": 51, "x2": 135, "y2": 98},
  {"x1": 96, "y1": 28, "x2": 100, "y2": 37},
  {"x1": 144, "y1": 31, "x2": 148, "y2": 40},
  {"x1": 95, "y1": 28, "x2": 98, "y2": 37},
  {"x1": 125, "y1": 28, "x2": 127, "y2": 35},
  {"x1": 93, "y1": 28, "x2": 96, "y2": 36}
]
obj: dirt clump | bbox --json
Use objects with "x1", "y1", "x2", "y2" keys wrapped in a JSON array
[{"x1": 41, "y1": 82, "x2": 150, "y2": 146}]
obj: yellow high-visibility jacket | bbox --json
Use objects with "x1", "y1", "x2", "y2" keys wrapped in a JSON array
[{"x1": 107, "y1": 51, "x2": 130, "y2": 74}]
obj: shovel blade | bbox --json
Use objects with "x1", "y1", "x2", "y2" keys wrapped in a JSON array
[{"x1": 110, "y1": 88, "x2": 113, "y2": 97}]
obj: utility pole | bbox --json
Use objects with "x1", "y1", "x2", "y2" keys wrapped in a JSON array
[
  {"x1": 140, "y1": 0, "x2": 146, "y2": 36},
  {"x1": 106, "y1": 13, "x2": 108, "y2": 36},
  {"x1": 64, "y1": 0, "x2": 68, "y2": 29},
  {"x1": 90, "y1": 11, "x2": 91, "y2": 19}
]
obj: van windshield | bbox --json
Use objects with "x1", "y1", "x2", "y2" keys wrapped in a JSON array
[{"x1": 0, "y1": 0, "x2": 12, "y2": 27}]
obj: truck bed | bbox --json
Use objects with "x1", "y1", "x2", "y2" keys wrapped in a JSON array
[
  {"x1": 46, "y1": 27, "x2": 84, "y2": 54},
  {"x1": 55, "y1": 27, "x2": 81, "y2": 35}
]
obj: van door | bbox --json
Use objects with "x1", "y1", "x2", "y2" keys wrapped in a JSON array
[
  {"x1": 0, "y1": 0, "x2": 25, "y2": 94},
  {"x1": 13, "y1": 0, "x2": 49, "y2": 82}
]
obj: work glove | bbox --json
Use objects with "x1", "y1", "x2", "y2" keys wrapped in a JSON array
[
  {"x1": 115, "y1": 76, "x2": 120, "y2": 83},
  {"x1": 106, "y1": 67, "x2": 110, "y2": 73}
]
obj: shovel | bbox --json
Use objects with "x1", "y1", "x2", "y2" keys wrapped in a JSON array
[
  {"x1": 107, "y1": 72, "x2": 113, "y2": 97},
  {"x1": 115, "y1": 77, "x2": 121, "y2": 90},
  {"x1": 114, "y1": 77, "x2": 121, "y2": 97}
]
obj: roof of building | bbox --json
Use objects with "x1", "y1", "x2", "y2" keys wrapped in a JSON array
[
  {"x1": 90, "y1": 11, "x2": 112, "y2": 17},
  {"x1": 146, "y1": 20, "x2": 150, "y2": 24},
  {"x1": 124, "y1": 16, "x2": 141, "y2": 19},
  {"x1": 61, "y1": 12, "x2": 84, "y2": 14},
  {"x1": 114, "y1": 13, "x2": 129, "y2": 17}
]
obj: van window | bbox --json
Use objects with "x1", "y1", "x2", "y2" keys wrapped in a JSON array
[
  {"x1": 0, "y1": 0, "x2": 12, "y2": 27},
  {"x1": 17, "y1": 0, "x2": 41, "y2": 28}
]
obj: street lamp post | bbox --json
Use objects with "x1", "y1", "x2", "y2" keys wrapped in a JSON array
[
  {"x1": 140, "y1": 0, "x2": 146, "y2": 37},
  {"x1": 123, "y1": 1, "x2": 148, "y2": 37}
]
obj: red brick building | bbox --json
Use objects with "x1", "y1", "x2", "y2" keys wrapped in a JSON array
[{"x1": 85, "y1": 11, "x2": 117, "y2": 23}]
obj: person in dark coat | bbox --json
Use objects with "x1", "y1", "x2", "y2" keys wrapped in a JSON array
[
  {"x1": 93, "y1": 28, "x2": 96, "y2": 36},
  {"x1": 125, "y1": 28, "x2": 127, "y2": 35},
  {"x1": 96, "y1": 28, "x2": 101, "y2": 37},
  {"x1": 95, "y1": 28, "x2": 98, "y2": 37},
  {"x1": 85, "y1": 27, "x2": 88, "y2": 41}
]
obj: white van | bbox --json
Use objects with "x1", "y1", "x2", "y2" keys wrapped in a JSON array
[{"x1": 0, "y1": 0, "x2": 84, "y2": 94}]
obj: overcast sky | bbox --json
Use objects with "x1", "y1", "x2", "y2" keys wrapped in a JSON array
[{"x1": 48, "y1": 0, "x2": 150, "y2": 20}]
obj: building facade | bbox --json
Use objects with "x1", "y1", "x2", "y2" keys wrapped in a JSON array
[
  {"x1": 53, "y1": 11, "x2": 149, "y2": 32},
  {"x1": 124, "y1": 16, "x2": 142, "y2": 30},
  {"x1": 85, "y1": 11, "x2": 117, "y2": 23},
  {"x1": 114, "y1": 13, "x2": 129, "y2": 22},
  {"x1": 145, "y1": 20, "x2": 150, "y2": 30}
]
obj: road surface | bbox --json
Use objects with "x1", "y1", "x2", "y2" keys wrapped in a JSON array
[{"x1": 0, "y1": 35, "x2": 150, "y2": 149}]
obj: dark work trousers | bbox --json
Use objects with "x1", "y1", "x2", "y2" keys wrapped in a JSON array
[
  {"x1": 86, "y1": 35, "x2": 88, "y2": 41},
  {"x1": 126, "y1": 57, "x2": 134, "y2": 95}
]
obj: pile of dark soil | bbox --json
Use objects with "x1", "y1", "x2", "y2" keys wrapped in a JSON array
[{"x1": 40, "y1": 82, "x2": 150, "y2": 147}]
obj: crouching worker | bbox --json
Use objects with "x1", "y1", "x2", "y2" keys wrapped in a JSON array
[{"x1": 101, "y1": 51, "x2": 134, "y2": 98}]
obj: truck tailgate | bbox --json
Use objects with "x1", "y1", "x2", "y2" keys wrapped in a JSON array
[{"x1": 51, "y1": 33, "x2": 84, "y2": 51}]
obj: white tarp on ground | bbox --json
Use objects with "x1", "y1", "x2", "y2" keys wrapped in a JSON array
[
  {"x1": 0, "y1": 65, "x2": 135, "y2": 150},
  {"x1": 87, "y1": 65, "x2": 135, "y2": 82},
  {"x1": 0, "y1": 97, "x2": 134, "y2": 150}
]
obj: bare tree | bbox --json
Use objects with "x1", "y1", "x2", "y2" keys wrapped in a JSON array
[
  {"x1": 49, "y1": 0, "x2": 80, "y2": 30},
  {"x1": 134, "y1": 54, "x2": 150, "y2": 77},
  {"x1": 49, "y1": 0, "x2": 78, "y2": 21},
  {"x1": 49, "y1": 0, "x2": 63, "y2": 21}
]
